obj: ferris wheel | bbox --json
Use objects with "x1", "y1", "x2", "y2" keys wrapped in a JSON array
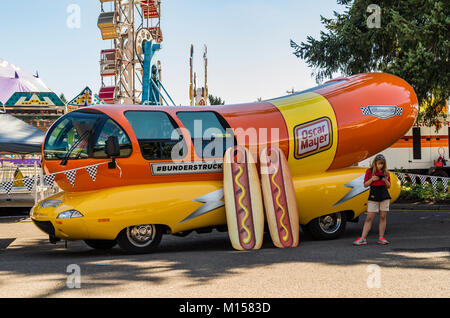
[{"x1": 97, "y1": 0, "x2": 166, "y2": 105}]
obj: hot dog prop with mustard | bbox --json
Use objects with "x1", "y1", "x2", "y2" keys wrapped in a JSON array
[
  {"x1": 260, "y1": 146, "x2": 299, "y2": 248},
  {"x1": 223, "y1": 146, "x2": 264, "y2": 251}
]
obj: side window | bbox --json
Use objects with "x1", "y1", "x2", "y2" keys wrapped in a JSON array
[
  {"x1": 124, "y1": 111, "x2": 186, "y2": 161},
  {"x1": 92, "y1": 119, "x2": 132, "y2": 158},
  {"x1": 177, "y1": 111, "x2": 234, "y2": 159}
]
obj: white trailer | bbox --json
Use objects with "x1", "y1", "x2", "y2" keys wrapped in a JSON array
[{"x1": 359, "y1": 114, "x2": 450, "y2": 176}]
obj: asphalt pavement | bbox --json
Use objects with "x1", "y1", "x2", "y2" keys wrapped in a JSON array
[{"x1": 0, "y1": 209, "x2": 448, "y2": 298}]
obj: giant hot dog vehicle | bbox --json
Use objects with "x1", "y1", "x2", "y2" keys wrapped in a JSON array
[{"x1": 31, "y1": 73, "x2": 418, "y2": 253}]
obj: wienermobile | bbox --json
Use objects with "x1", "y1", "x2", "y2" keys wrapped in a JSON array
[{"x1": 31, "y1": 73, "x2": 418, "y2": 253}]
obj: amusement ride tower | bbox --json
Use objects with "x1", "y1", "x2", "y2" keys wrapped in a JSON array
[
  {"x1": 97, "y1": 0, "x2": 169, "y2": 105},
  {"x1": 189, "y1": 44, "x2": 209, "y2": 106}
]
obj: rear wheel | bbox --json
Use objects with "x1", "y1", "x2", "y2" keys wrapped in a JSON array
[
  {"x1": 84, "y1": 239, "x2": 117, "y2": 250},
  {"x1": 305, "y1": 212, "x2": 347, "y2": 240},
  {"x1": 117, "y1": 224, "x2": 163, "y2": 254}
]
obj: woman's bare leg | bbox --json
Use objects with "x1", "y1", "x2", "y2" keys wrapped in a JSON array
[
  {"x1": 379, "y1": 210, "x2": 387, "y2": 238},
  {"x1": 361, "y1": 212, "x2": 377, "y2": 239}
]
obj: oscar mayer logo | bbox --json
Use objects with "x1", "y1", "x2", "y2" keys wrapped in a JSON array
[{"x1": 294, "y1": 117, "x2": 333, "y2": 159}]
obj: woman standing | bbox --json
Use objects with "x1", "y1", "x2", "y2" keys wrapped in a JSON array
[{"x1": 353, "y1": 154, "x2": 391, "y2": 245}]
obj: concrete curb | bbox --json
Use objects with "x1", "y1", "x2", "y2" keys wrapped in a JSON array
[{"x1": 391, "y1": 203, "x2": 450, "y2": 210}]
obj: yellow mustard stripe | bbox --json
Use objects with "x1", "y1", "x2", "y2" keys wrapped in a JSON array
[
  {"x1": 268, "y1": 92, "x2": 338, "y2": 176},
  {"x1": 235, "y1": 166, "x2": 252, "y2": 244},
  {"x1": 271, "y1": 166, "x2": 289, "y2": 242}
]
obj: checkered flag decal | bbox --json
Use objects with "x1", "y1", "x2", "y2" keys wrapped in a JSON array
[
  {"x1": 44, "y1": 174, "x2": 55, "y2": 188},
  {"x1": 360, "y1": 107, "x2": 371, "y2": 115},
  {"x1": 23, "y1": 176, "x2": 35, "y2": 192},
  {"x1": 64, "y1": 169, "x2": 77, "y2": 187},
  {"x1": 394, "y1": 107, "x2": 403, "y2": 116},
  {"x1": 1, "y1": 181, "x2": 14, "y2": 195},
  {"x1": 86, "y1": 165, "x2": 98, "y2": 182}
]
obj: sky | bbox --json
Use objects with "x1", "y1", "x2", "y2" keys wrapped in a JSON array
[{"x1": 0, "y1": 0, "x2": 344, "y2": 105}]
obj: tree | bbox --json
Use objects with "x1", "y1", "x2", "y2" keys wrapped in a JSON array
[
  {"x1": 59, "y1": 93, "x2": 68, "y2": 104},
  {"x1": 291, "y1": 0, "x2": 449, "y2": 126},
  {"x1": 209, "y1": 94, "x2": 225, "y2": 105}
]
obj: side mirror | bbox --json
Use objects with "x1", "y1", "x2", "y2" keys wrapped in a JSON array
[{"x1": 105, "y1": 136, "x2": 120, "y2": 169}]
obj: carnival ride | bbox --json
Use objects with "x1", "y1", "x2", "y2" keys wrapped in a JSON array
[
  {"x1": 97, "y1": 0, "x2": 173, "y2": 106},
  {"x1": 189, "y1": 45, "x2": 209, "y2": 106},
  {"x1": 30, "y1": 72, "x2": 418, "y2": 253}
]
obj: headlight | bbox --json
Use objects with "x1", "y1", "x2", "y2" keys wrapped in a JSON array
[
  {"x1": 57, "y1": 210, "x2": 84, "y2": 219},
  {"x1": 40, "y1": 199, "x2": 63, "y2": 209}
]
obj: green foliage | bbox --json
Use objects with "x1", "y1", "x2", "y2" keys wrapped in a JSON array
[
  {"x1": 400, "y1": 181, "x2": 450, "y2": 202},
  {"x1": 293, "y1": 0, "x2": 449, "y2": 126},
  {"x1": 59, "y1": 93, "x2": 68, "y2": 104},
  {"x1": 208, "y1": 95, "x2": 225, "y2": 105}
]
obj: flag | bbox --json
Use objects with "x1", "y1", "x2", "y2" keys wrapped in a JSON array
[
  {"x1": 430, "y1": 176, "x2": 438, "y2": 190},
  {"x1": 86, "y1": 164, "x2": 98, "y2": 182},
  {"x1": 64, "y1": 169, "x2": 77, "y2": 187},
  {"x1": 1, "y1": 181, "x2": 14, "y2": 195},
  {"x1": 418, "y1": 175, "x2": 427, "y2": 188},
  {"x1": 442, "y1": 178, "x2": 449, "y2": 193},
  {"x1": 408, "y1": 174, "x2": 417, "y2": 185},
  {"x1": 44, "y1": 174, "x2": 55, "y2": 188},
  {"x1": 23, "y1": 176, "x2": 35, "y2": 192},
  {"x1": 396, "y1": 172, "x2": 406, "y2": 184}
]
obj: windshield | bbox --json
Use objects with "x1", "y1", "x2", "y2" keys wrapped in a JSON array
[{"x1": 44, "y1": 111, "x2": 132, "y2": 160}]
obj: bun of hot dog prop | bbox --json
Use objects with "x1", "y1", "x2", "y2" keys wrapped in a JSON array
[
  {"x1": 260, "y1": 146, "x2": 299, "y2": 248},
  {"x1": 223, "y1": 146, "x2": 264, "y2": 251}
]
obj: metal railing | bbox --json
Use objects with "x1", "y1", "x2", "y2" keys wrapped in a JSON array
[{"x1": 0, "y1": 162, "x2": 60, "y2": 207}]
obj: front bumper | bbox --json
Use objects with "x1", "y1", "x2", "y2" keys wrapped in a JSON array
[
  {"x1": 31, "y1": 219, "x2": 60, "y2": 243},
  {"x1": 30, "y1": 203, "x2": 90, "y2": 241}
]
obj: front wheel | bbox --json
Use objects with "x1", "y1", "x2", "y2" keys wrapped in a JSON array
[
  {"x1": 304, "y1": 212, "x2": 347, "y2": 240},
  {"x1": 116, "y1": 224, "x2": 163, "y2": 254}
]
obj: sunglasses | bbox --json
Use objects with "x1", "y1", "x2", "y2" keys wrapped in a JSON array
[{"x1": 375, "y1": 154, "x2": 385, "y2": 160}]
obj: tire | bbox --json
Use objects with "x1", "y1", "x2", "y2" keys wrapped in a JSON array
[
  {"x1": 305, "y1": 212, "x2": 347, "y2": 240},
  {"x1": 84, "y1": 239, "x2": 117, "y2": 250},
  {"x1": 116, "y1": 224, "x2": 163, "y2": 254}
]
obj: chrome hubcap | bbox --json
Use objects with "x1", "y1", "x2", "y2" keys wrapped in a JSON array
[
  {"x1": 126, "y1": 224, "x2": 156, "y2": 247},
  {"x1": 318, "y1": 213, "x2": 342, "y2": 234}
]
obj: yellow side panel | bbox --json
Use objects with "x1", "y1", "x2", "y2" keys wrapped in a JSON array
[
  {"x1": 269, "y1": 92, "x2": 338, "y2": 176},
  {"x1": 293, "y1": 167, "x2": 401, "y2": 224},
  {"x1": 31, "y1": 169, "x2": 402, "y2": 240}
]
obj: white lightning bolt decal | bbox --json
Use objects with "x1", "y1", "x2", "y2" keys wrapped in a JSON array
[
  {"x1": 332, "y1": 175, "x2": 369, "y2": 207},
  {"x1": 179, "y1": 189, "x2": 225, "y2": 224}
]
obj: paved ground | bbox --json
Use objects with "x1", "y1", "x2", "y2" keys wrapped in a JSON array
[{"x1": 0, "y1": 209, "x2": 448, "y2": 298}]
